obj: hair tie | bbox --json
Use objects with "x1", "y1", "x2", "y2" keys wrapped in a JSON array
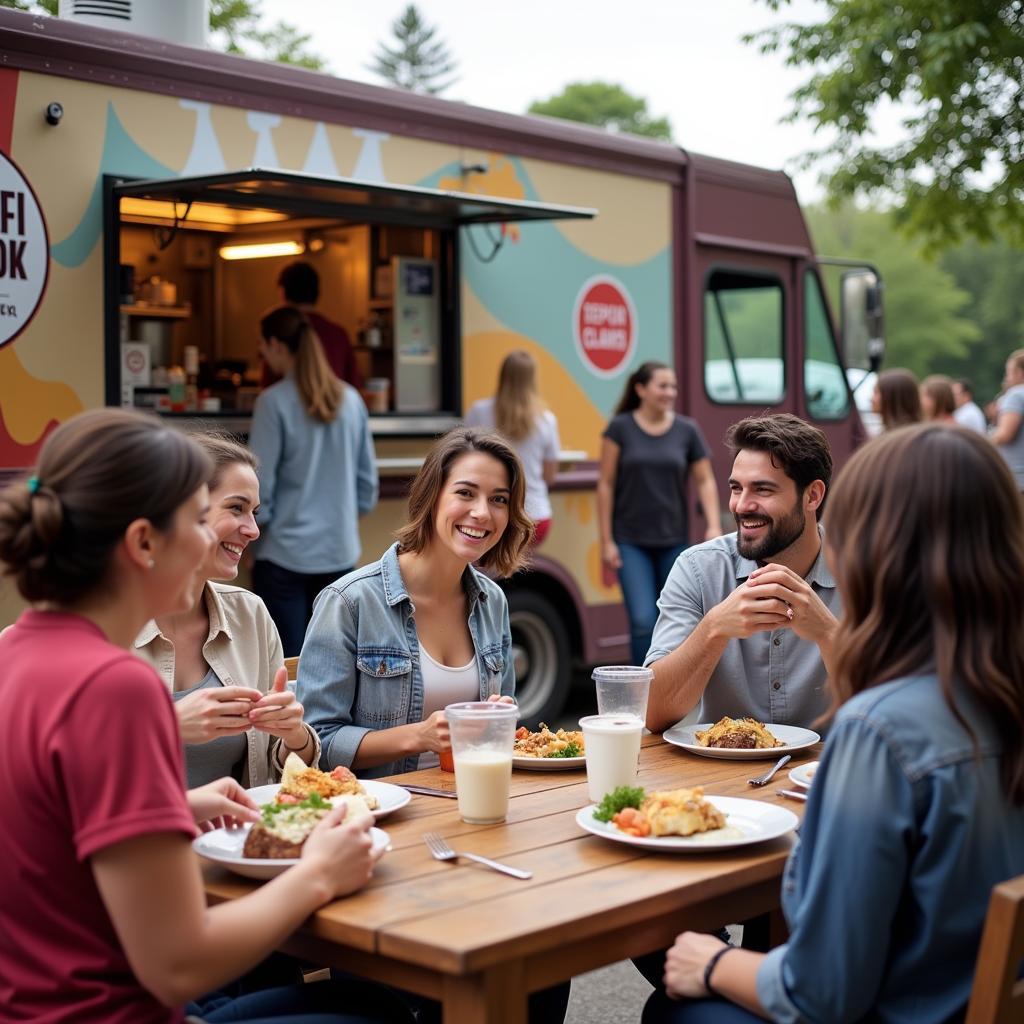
[{"x1": 26, "y1": 476, "x2": 40, "y2": 495}]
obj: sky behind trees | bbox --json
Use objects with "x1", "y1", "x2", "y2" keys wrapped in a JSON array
[{"x1": 274, "y1": 0, "x2": 864, "y2": 202}]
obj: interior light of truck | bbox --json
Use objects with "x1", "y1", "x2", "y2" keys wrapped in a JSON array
[{"x1": 218, "y1": 241, "x2": 305, "y2": 261}]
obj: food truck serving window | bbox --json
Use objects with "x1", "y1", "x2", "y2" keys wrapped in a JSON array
[{"x1": 103, "y1": 169, "x2": 595, "y2": 428}]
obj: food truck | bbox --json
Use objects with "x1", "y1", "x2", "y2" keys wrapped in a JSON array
[{"x1": 0, "y1": 5, "x2": 881, "y2": 722}]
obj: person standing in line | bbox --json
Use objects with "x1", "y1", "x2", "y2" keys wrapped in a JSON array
[
  {"x1": 871, "y1": 368, "x2": 922, "y2": 431},
  {"x1": 952, "y1": 377, "x2": 988, "y2": 433},
  {"x1": 597, "y1": 361, "x2": 722, "y2": 667},
  {"x1": 465, "y1": 350, "x2": 560, "y2": 546},
  {"x1": 250, "y1": 306, "x2": 378, "y2": 656},
  {"x1": 920, "y1": 374, "x2": 957, "y2": 423},
  {"x1": 643, "y1": 424, "x2": 1024, "y2": 1024},
  {"x1": 990, "y1": 348, "x2": 1024, "y2": 492},
  {"x1": 0, "y1": 408, "x2": 392, "y2": 1024},
  {"x1": 266, "y1": 262, "x2": 363, "y2": 390}
]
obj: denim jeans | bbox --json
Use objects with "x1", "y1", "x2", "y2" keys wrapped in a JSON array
[
  {"x1": 642, "y1": 991, "x2": 763, "y2": 1024},
  {"x1": 186, "y1": 977, "x2": 414, "y2": 1023},
  {"x1": 252, "y1": 559, "x2": 350, "y2": 658},
  {"x1": 617, "y1": 541, "x2": 687, "y2": 665}
]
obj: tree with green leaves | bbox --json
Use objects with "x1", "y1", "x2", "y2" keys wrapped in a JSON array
[
  {"x1": 368, "y1": 4, "x2": 457, "y2": 95},
  {"x1": 807, "y1": 202, "x2": 980, "y2": 380},
  {"x1": 528, "y1": 82, "x2": 672, "y2": 141},
  {"x1": 0, "y1": 0, "x2": 325, "y2": 70},
  {"x1": 749, "y1": 1, "x2": 1024, "y2": 250}
]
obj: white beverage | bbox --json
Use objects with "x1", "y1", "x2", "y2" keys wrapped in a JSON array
[
  {"x1": 580, "y1": 715, "x2": 644, "y2": 803},
  {"x1": 453, "y1": 749, "x2": 513, "y2": 824}
]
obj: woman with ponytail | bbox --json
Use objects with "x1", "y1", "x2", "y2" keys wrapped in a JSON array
[
  {"x1": 250, "y1": 305, "x2": 378, "y2": 656},
  {"x1": 0, "y1": 408, "x2": 392, "y2": 1024}
]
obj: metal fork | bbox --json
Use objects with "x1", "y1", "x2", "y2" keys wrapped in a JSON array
[
  {"x1": 748, "y1": 754, "x2": 791, "y2": 786},
  {"x1": 422, "y1": 832, "x2": 532, "y2": 880}
]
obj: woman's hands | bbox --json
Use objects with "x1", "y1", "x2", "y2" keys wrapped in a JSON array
[
  {"x1": 413, "y1": 709, "x2": 451, "y2": 753},
  {"x1": 175, "y1": 685, "x2": 263, "y2": 745},
  {"x1": 187, "y1": 777, "x2": 261, "y2": 833},
  {"x1": 248, "y1": 667, "x2": 309, "y2": 753},
  {"x1": 300, "y1": 803, "x2": 385, "y2": 900},
  {"x1": 602, "y1": 540, "x2": 623, "y2": 572},
  {"x1": 664, "y1": 932, "x2": 730, "y2": 999}
]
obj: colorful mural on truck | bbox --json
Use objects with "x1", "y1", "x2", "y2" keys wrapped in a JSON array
[{"x1": 0, "y1": 66, "x2": 672, "y2": 624}]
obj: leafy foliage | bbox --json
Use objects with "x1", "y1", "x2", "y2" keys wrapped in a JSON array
[
  {"x1": 0, "y1": 0, "x2": 325, "y2": 69},
  {"x1": 0, "y1": 0, "x2": 57, "y2": 12},
  {"x1": 528, "y1": 81, "x2": 672, "y2": 141},
  {"x1": 806, "y1": 202, "x2": 980, "y2": 380},
  {"x1": 368, "y1": 4, "x2": 458, "y2": 95},
  {"x1": 749, "y1": 1, "x2": 1024, "y2": 248},
  {"x1": 935, "y1": 236, "x2": 1024, "y2": 401}
]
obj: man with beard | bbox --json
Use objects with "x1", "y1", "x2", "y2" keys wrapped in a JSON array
[{"x1": 644, "y1": 414, "x2": 839, "y2": 732}]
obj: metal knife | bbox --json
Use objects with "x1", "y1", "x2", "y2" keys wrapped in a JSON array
[
  {"x1": 778, "y1": 788, "x2": 808, "y2": 802},
  {"x1": 399, "y1": 784, "x2": 458, "y2": 799}
]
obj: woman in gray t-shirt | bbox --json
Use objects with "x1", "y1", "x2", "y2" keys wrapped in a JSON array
[{"x1": 597, "y1": 361, "x2": 722, "y2": 665}]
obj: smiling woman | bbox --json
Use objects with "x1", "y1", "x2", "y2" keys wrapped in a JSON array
[
  {"x1": 298, "y1": 427, "x2": 534, "y2": 779},
  {"x1": 134, "y1": 431, "x2": 321, "y2": 788}
]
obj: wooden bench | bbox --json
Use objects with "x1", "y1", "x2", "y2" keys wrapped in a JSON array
[{"x1": 966, "y1": 874, "x2": 1024, "y2": 1024}]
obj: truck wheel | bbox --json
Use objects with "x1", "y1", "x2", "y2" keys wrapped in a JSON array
[{"x1": 506, "y1": 590, "x2": 571, "y2": 726}]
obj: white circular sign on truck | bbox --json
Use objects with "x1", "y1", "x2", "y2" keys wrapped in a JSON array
[
  {"x1": 573, "y1": 274, "x2": 638, "y2": 378},
  {"x1": 0, "y1": 151, "x2": 50, "y2": 350}
]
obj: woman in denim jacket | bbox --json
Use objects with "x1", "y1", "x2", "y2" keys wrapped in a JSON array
[
  {"x1": 645, "y1": 424, "x2": 1024, "y2": 1023},
  {"x1": 299, "y1": 427, "x2": 534, "y2": 778}
]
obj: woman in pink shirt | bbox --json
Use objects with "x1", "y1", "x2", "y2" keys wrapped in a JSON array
[{"x1": 0, "y1": 409, "x2": 401, "y2": 1024}]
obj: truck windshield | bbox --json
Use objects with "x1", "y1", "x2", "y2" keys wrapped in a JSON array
[{"x1": 804, "y1": 270, "x2": 850, "y2": 421}]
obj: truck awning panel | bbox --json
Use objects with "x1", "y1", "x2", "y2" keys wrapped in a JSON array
[{"x1": 112, "y1": 169, "x2": 596, "y2": 229}]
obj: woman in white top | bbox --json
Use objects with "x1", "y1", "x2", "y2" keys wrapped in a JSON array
[
  {"x1": 135, "y1": 432, "x2": 319, "y2": 789},
  {"x1": 299, "y1": 428, "x2": 533, "y2": 778},
  {"x1": 466, "y1": 350, "x2": 560, "y2": 545}
]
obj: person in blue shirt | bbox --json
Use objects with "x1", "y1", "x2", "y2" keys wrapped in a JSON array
[
  {"x1": 249, "y1": 305, "x2": 378, "y2": 656},
  {"x1": 643, "y1": 423, "x2": 1024, "y2": 1024}
]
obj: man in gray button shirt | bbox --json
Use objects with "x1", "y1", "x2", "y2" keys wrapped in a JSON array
[{"x1": 645, "y1": 414, "x2": 840, "y2": 732}]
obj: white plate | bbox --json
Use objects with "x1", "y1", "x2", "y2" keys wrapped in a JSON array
[
  {"x1": 576, "y1": 797, "x2": 798, "y2": 851},
  {"x1": 788, "y1": 761, "x2": 819, "y2": 790},
  {"x1": 512, "y1": 754, "x2": 586, "y2": 771},
  {"x1": 662, "y1": 723, "x2": 820, "y2": 760},
  {"x1": 194, "y1": 823, "x2": 391, "y2": 880},
  {"x1": 247, "y1": 780, "x2": 411, "y2": 819}
]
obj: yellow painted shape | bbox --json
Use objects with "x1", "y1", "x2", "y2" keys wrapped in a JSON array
[
  {"x1": 524, "y1": 158, "x2": 672, "y2": 266},
  {"x1": 0, "y1": 347, "x2": 83, "y2": 444},
  {"x1": 11, "y1": 75, "x2": 110, "y2": 241}
]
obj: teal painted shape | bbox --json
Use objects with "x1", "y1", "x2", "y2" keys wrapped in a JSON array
[
  {"x1": 417, "y1": 159, "x2": 672, "y2": 414},
  {"x1": 51, "y1": 103, "x2": 174, "y2": 268}
]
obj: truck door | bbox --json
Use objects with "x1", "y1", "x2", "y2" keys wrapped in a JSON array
[{"x1": 684, "y1": 246, "x2": 795, "y2": 526}]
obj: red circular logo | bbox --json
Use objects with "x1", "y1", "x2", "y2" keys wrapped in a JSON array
[{"x1": 573, "y1": 276, "x2": 637, "y2": 377}]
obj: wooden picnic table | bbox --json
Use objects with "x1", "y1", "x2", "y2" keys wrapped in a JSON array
[{"x1": 203, "y1": 734, "x2": 817, "y2": 1024}]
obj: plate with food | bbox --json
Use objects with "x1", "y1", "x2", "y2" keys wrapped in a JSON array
[
  {"x1": 247, "y1": 753, "x2": 411, "y2": 819},
  {"x1": 194, "y1": 794, "x2": 391, "y2": 880},
  {"x1": 576, "y1": 784, "x2": 799, "y2": 851},
  {"x1": 663, "y1": 716, "x2": 819, "y2": 759},
  {"x1": 788, "y1": 760, "x2": 819, "y2": 790},
  {"x1": 512, "y1": 723, "x2": 586, "y2": 770}
]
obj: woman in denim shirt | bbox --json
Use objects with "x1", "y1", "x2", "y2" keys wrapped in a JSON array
[
  {"x1": 645, "y1": 424, "x2": 1024, "y2": 1023},
  {"x1": 299, "y1": 427, "x2": 533, "y2": 778}
]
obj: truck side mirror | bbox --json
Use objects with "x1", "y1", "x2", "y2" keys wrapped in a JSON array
[{"x1": 841, "y1": 270, "x2": 885, "y2": 373}]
